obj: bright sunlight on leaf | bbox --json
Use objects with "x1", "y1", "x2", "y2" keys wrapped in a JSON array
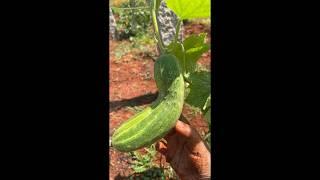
[{"x1": 165, "y1": 0, "x2": 211, "y2": 20}]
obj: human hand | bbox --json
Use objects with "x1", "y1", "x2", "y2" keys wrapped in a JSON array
[{"x1": 156, "y1": 120, "x2": 211, "y2": 180}]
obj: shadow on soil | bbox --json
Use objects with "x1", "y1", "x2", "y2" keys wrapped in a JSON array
[
  {"x1": 114, "y1": 167, "x2": 166, "y2": 180},
  {"x1": 110, "y1": 92, "x2": 158, "y2": 112}
]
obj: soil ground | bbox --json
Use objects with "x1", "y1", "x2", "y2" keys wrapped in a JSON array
[{"x1": 109, "y1": 22, "x2": 211, "y2": 180}]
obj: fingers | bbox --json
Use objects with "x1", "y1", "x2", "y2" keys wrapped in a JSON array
[
  {"x1": 155, "y1": 140, "x2": 168, "y2": 155},
  {"x1": 175, "y1": 120, "x2": 193, "y2": 138},
  {"x1": 164, "y1": 120, "x2": 193, "y2": 140}
]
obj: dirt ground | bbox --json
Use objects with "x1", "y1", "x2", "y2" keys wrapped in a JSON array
[{"x1": 109, "y1": 22, "x2": 211, "y2": 179}]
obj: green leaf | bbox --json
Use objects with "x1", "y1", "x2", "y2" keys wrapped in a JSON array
[
  {"x1": 165, "y1": 0, "x2": 211, "y2": 20},
  {"x1": 133, "y1": 151, "x2": 143, "y2": 161},
  {"x1": 145, "y1": 145, "x2": 156, "y2": 156},
  {"x1": 183, "y1": 33, "x2": 207, "y2": 50},
  {"x1": 143, "y1": 156, "x2": 151, "y2": 162},
  {"x1": 183, "y1": 34, "x2": 210, "y2": 73},
  {"x1": 185, "y1": 71, "x2": 211, "y2": 110},
  {"x1": 167, "y1": 42, "x2": 185, "y2": 74}
]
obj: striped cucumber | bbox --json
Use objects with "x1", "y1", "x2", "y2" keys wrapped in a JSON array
[{"x1": 111, "y1": 54, "x2": 185, "y2": 152}]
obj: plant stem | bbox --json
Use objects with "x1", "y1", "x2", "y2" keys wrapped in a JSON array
[
  {"x1": 151, "y1": 0, "x2": 165, "y2": 54},
  {"x1": 174, "y1": 19, "x2": 182, "y2": 43},
  {"x1": 181, "y1": 42, "x2": 188, "y2": 79}
]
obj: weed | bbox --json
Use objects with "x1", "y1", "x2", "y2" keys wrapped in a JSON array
[
  {"x1": 129, "y1": 144, "x2": 156, "y2": 173},
  {"x1": 126, "y1": 144, "x2": 183, "y2": 179}
]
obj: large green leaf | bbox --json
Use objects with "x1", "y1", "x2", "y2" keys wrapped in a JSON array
[
  {"x1": 183, "y1": 33, "x2": 207, "y2": 50},
  {"x1": 185, "y1": 71, "x2": 211, "y2": 110},
  {"x1": 167, "y1": 35, "x2": 210, "y2": 76},
  {"x1": 165, "y1": 0, "x2": 211, "y2": 20},
  {"x1": 183, "y1": 34, "x2": 210, "y2": 74}
]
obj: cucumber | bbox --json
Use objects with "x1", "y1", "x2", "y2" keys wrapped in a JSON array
[{"x1": 111, "y1": 54, "x2": 184, "y2": 152}]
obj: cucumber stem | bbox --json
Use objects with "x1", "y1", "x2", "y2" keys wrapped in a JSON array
[{"x1": 151, "y1": 0, "x2": 165, "y2": 54}]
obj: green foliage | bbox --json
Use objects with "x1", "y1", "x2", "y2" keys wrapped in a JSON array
[
  {"x1": 113, "y1": 0, "x2": 152, "y2": 39},
  {"x1": 128, "y1": 144, "x2": 178, "y2": 179},
  {"x1": 185, "y1": 72, "x2": 211, "y2": 150},
  {"x1": 167, "y1": 34, "x2": 210, "y2": 113},
  {"x1": 131, "y1": 32, "x2": 157, "y2": 57},
  {"x1": 166, "y1": 31, "x2": 211, "y2": 147},
  {"x1": 129, "y1": 144, "x2": 157, "y2": 173},
  {"x1": 185, "y1": 71, "x2": 210, "y2": 110},
  {"x1": 167, "y1": 33, "x2": 210, "y2": 77},
  {"x1": 183, "y1": 33, "x2": 210, "y2": 74},
  {"x1": 165, "y1": 0, "x2": 211, "y2": 19}
]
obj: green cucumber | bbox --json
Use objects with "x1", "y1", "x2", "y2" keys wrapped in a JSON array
[{"x1": 111, "y1": 54, "x2": 185, "y2": 152}]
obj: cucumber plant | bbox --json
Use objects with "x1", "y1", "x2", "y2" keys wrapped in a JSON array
[{"x1": 111, "y1": 0, "x2": 212, "y2": 152}]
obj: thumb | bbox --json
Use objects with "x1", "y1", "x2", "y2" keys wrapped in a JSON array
[
  {"x1": 155, "y1": 140, "x2": 168, "y2": 155},
  {"x1": 175, "y1": 120, "x2": 193, "y2": 138}
]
